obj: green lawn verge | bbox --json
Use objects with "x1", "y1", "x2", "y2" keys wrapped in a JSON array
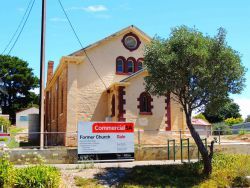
[
  {"x1": 74, "y1": 176, "x2": 103, "y2": 188},
  {"x1": 118, "y1": 154, "x2": 250, "y2": 187}
]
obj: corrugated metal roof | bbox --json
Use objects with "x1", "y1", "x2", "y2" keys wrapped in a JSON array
[{"x1": 192, "y1": 118, "x2": 211, "y2": 126}]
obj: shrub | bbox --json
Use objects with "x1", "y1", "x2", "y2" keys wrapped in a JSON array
[
  {"x1": 238, "y1": 129, "x2": 247, "y2": 135},
  {"x1": 0, "y1": 117, "x2": 11, "y2": 132},
  {"x1": 224, "y1": 117, "x2": 243, "y2": 126},
  {"x1": 15, "y1": 165, "x2": 61, "y2": 188},
  {"x1": 74, "y1": 177, "x2": 102, "y2": 188},
  {"x1": 0, "y1": 153, "x2": 16, "y2": 187},
  {"x1": 199, "y1": 154, "x2": 250, "y2": 187},
  {"x1": 212, "y1": 122, "x2": 232, "y2": 135}
]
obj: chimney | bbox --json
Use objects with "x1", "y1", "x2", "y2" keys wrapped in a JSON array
[{"x1": 47, "y1": 61, "x2": 54, "y2": 85}]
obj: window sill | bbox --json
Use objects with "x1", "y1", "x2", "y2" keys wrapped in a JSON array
[
  {"x1": 139, "y1": 112, "x2": 152, "y2": 115},
  {"x1": 116, "y1": 72, "x2": 131, "y2": 75}
]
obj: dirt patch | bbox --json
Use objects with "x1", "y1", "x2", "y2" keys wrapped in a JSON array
[{"x1": 60, "y1": 167, "x2": 131, "y2": 187}]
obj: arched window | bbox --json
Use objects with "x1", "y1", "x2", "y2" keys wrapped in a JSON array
[
  {"x1": 127, "y1": 60, "x2": 134, "y2": 73},
  {"x1": 137, "y1": 92, "x2": 153, "y2": 115},
  {"x1": 138, "y1": 61, "x2": 143, "y2": 71},
  {"x1": 116, "y1": 57, "x2": 125, "y2": 73},
  {"x1": 137, "y1": 58, "x2": 144, "y2": 71},
  {"x1": 111, "y1": 95, "x2": 115, "y2": 117}
]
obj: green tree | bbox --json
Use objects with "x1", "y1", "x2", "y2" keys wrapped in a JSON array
[
  {"x1": 0, "y1": 117, "x2": 11, "y2": 132},
  {"x1": 193, "y1": 113, "x2": 208, "y2": 122},
  {"x1": 0, "y1": 55, "x2": 39, "y2": 123},
  {"x1": 144, "y1": 26, "x2": 246, "y2": 175},
  {"x1": 203, "y1": 99, "x2": 241, "y2": 123},
  {"x1": 245, "y1": 115, "x2": 250, "y2": 122}
]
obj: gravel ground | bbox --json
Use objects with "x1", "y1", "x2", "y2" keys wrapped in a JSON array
[{"x1": 58, "y1": 160, "x2": 198, "y2": 187}]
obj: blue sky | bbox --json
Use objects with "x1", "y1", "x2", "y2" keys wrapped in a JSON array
[{"x1": 0, "y1": 0, "x2": 249, "y2": 117}]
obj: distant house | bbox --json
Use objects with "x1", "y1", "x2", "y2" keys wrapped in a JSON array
[
  {"x1": 16, "y1": 107, "x2": 39, "y2": 130},
  {"x1": 192, "y1": 118, "x2": 212, "y2": 136}
]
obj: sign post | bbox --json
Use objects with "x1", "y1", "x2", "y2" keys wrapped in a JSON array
[{"x1": 78, "y1": 122, "x2": 134, "y2": 161}]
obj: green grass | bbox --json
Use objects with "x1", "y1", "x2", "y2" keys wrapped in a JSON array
[
  {"x1": 117, "y1": 154, "x2": 250, "y2": 188},
  {"x1": 74, "y1": 176, "x2": 103, "y2": 188},
  {"x1": 9, "y1": 126, "x2": 24, "y2": 134},
  {"x1": 118, "y1": 163, "x2": 205, "y2": 187}
]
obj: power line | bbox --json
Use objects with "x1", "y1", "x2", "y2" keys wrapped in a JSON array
[
  {"x1": 1, "y1": 0, "x2": 34, "y2": 55},
  {"x1": 58, "y1": 0, "x2": 108, "y2": 90},
  {"x1": 7, "y1": 0, "x2": 36, "y2": 55}
]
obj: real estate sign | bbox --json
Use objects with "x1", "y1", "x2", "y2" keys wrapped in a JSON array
[{"x1": 78, "y1": 122, "x2": 134, "y2": 161}]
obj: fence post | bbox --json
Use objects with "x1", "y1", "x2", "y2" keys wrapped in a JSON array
[
  {"x1": 180, "y1": 139, "x2": 183, "y2": 163},
  {"x1": 218, "y1": 128, "x2": 221, "y2": 145},
  {"x1": 179, "y1": 129, "x2": 182, "y2": 142},
  {"x1": 138, "y1": 129, "x2": 141, "y2": 160},
  {"x1": 167, "y1": 139, "x2": 170, "y2": 160},
  {"x1": 138, "y1": 129, "x2": 140, "y2": 146},
  {"x1": 198, "y1": 147, "x2": 199, "y2": 161},
  {"x1": 173, "y1": 139, "x2": 176, "y2": 161},
  {"x1": 187, "y1": 138, "x2": 190, "y2": 163}
]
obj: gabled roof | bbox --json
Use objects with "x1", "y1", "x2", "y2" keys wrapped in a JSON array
[
  {"x1": 69, "y1": 25, "x2": 151, "y2": 56},
  {"x1": 192, "y1": 118, "x2": 211, "y2": 126},
  {"x1": 16, "y1": 107, "x2": 39, "y2": 114},
  {"x1": 46, "y1": 25, "x2": 151, "y2": 89},
  {"x1": 120, "y1": 68, "x2": 147, "y2": 83}
]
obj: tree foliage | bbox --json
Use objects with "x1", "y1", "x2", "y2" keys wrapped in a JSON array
[
  {"x1": 224, "y1": 117, "x2": 243, "y2": 126},
  {"x1": 0, "y1": 117, "x2": 11, "y2": 132},
  {"x1": 245, "y1": 115, "x2": 250, "y2": 122},
  {"x1": 144, "y1": 26, "x2": 246, "y2": 175},
  {"x1": 193, "y1": 113, "x2": 208, "y2": 122},
  {"x1": 203, "y1": 99, "x2": 241, "y2": 123},
  {"x1": 0, "y1": 55, "x2": 39, "y2": 123}
]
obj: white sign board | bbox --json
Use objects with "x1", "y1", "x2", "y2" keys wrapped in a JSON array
[{"x1": 78, "y1": 122, "x2": 134, "y2": 161}]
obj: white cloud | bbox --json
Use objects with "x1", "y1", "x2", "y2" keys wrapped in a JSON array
[
  {"x1": 234, "y1": 98, "x2": 250, "y2": 119},
  {"x1": 49, "y1": 17, "x2": 67, "y2": 22},
  {"x1": 68, "y1": 5, "x2": 107, "y2": 12},
  {"x1": 83, "y1": 5, "x2": 107, "y2": 12}
]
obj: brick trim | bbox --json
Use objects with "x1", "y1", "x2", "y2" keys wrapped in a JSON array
[
  {"x1": 116, "y1": 56, "x2": 126, "y2": 74},
  {"x1": 165, "y1": 94, "x2": 171, "y2": 131},
  {"x1": 118, "y1": 86, "x2": 126, "y2": 121},
  {"x1": 137, "y1": 92, "x2": 153, "y2": 115},
  {"x1": 121, "y1": 32, "x2": 141, "y2": 51},
  {"x1": 111, "y1": 94, "x2": 115, "y2": 117},
  {"x1": 116, "y1": 56, "x2": 144, "y2": 75}
]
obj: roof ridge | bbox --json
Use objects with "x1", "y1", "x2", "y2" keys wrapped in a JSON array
[{"x1": 69, "y1": 25, "x2": 151, "y2": 56}]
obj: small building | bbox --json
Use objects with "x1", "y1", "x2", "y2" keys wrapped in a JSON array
[
  {"x1": 16, "y1": 107, "x2": 39, "y2": 130},
  {"x1": 192, "y1": 118, "x2": 212, "y2": 136}
]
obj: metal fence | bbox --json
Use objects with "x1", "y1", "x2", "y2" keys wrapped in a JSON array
[{"x1": 0, "y1": 128, "x2": 249, "y2": 150}]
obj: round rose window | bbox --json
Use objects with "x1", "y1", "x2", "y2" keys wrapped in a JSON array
[{"x1": 122, "y1": 32, "x2": 141, "y2": 51}]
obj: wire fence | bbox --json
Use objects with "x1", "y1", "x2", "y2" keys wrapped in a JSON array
[{"x1": 0, "y1": 127, "x2": 249, "y2": 150}]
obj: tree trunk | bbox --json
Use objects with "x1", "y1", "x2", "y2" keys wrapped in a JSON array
[{"x1": 184, "y1": 112, "x2": 214, "y2": 176}]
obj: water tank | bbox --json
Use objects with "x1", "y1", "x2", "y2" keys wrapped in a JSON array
[{"x1": 28, "y1": 114, "x2": 39, "y2": 145}]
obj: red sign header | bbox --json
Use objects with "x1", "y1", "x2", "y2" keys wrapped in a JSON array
[
  {"x1": 0, "y1": 133, "x2": 10, "y2": 137},
  {"x1": 92, "y1": 122, "x2": 134, "y2": 133}
]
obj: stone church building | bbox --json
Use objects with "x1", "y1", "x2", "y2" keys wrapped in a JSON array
[{"x1": 45, "y1": 25, "x2": 187, "y2": 146}]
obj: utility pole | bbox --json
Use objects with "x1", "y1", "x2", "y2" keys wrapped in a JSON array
[{"x1": 39, "y1": 0, "x2": 46, "y2": 149}]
